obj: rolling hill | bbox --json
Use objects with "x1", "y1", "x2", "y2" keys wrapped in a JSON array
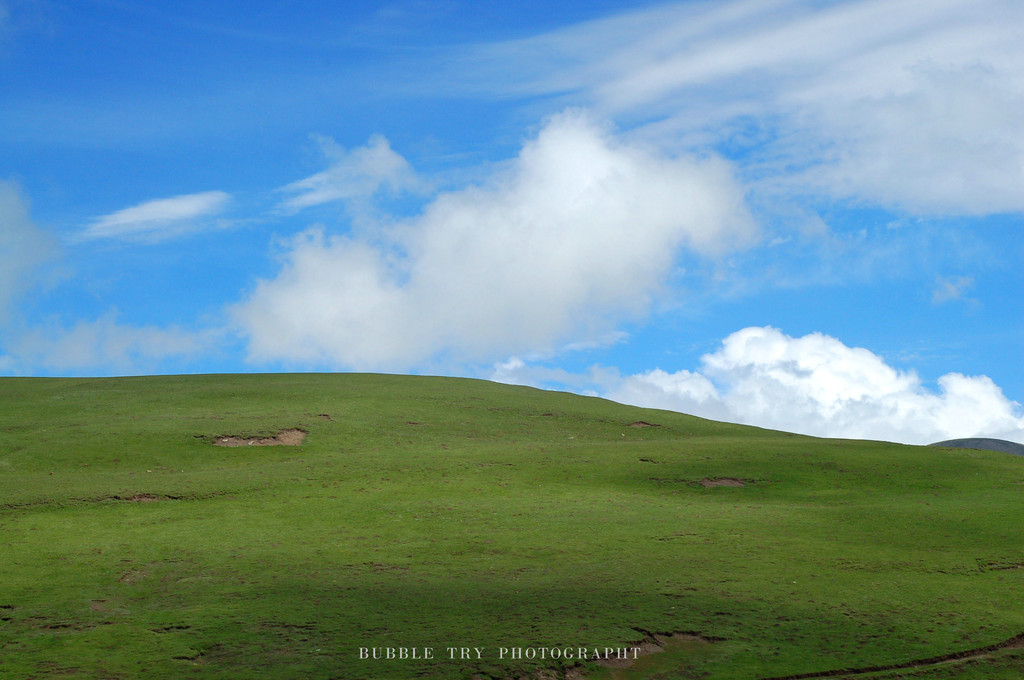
[{"x1": 2, "y1": 374, "x2": 1023, "y2": 679}]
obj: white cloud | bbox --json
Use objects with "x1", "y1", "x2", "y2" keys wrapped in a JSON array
[
  {"x1": 464, "y1": 0, "x2": 1024, "y2": 216},
  {"x1": 234, "y1": 110, "x2": 756, "y2": 370},
  {"x1": 932, "y1": 275, "x2": 974, "y2": 305},
  {"x1": 490, "y1": 357, "x2": 581, "y2": 391},
  {"x1": 279, "y1": 134, "x2": 424, "y2": 212},
  {"x1": 602, "y1": 326, "x2": 1024, "y2": 445},
  {"x1": 11, "y1": 312, "x2": 211, "y2": 374},
  {"x1": 0, "y1": 180, "x2": 57, "y2": 324},
  {"x1": 82, "y1": 190, "x2": 231, "y2": 242}
]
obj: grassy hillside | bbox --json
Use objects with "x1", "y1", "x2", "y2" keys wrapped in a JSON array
[{"x1": 2, "y1": 373, "x2": 1023, "y2": 679}]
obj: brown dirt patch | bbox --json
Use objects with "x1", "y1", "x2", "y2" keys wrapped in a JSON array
[
  {"x1": 701, "y1": 477, "x2": 746, "y2": 487},
  {"x1": 597, "y1": 641, "x2": 660, "y2": 669},
  {"x1": 629, "y1": 421, "x2": 661, "y2": 428},
  {"x1": 555, "y1": 630, "x2": 728, "y2": 679},
  {"x1": 119, "y1": 569, "x2": 148, "y2": 584},
  {"x1": 103, "y1": 494, "x2": 175, "y2": 503},
  {"x1": 597, "y1": 631, "x2": 723, "y2": 670},
  {"x1": 213, "y1": 428, "x2": 307, "y2": 447}
]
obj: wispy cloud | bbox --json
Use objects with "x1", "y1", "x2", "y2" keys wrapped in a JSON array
[
  {"x1": 278, "y1": 134, "x2": 425, "y2": 213},
  {"x1": 234, "y1": 110, "x2": 756, "y2": 370},
  {"x1": 0, "y1": 180, "x2": 57, "y2": 324},
  {"x1": 10, "y1": 311, "x2": 214, "y2": 375},
  {"x1": 82, "y1": 190, "x2": 231, "y2": 242},
  {"x1": 456, "y1": 0, "x2": 1024, "y2": 216},
  {"x1": 932, "y1": 275, "x2": 975, "y2": 305}
]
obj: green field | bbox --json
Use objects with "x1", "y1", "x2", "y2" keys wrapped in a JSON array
[{"x1": 2, "y1": 373, "x2": 1023, "y2": 679}]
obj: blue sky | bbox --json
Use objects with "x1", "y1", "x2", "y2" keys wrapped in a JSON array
[{"x1": 2, "y1": 0, "x2": 1022, "y2": 444}]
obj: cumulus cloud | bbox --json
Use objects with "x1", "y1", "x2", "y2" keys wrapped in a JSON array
[
  {"x1": 279, "y1": 134, "x2": 424, "y2": 212},
  {"x1": 10, "y1": 312, "x2": 211, "y2": 374},
  {"x1": 0, "y1": 180, "x2": 57, "y2": 324},
  {"x1": 463, "y1": 0, "x2": 1024, "y2": 216},
  {"x1": 234, "y1": 110, "x2": 756, "y2": 370},
  {"x1": 602, "y1": 326, "x2": 1024, "y2": 445},
  {"x1": 82, "y1": 190, "x2": 231, "y2": 242}
]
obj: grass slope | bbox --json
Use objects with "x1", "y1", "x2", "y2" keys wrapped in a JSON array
[{"x1": 1, "y1": 373, "x2": 1023, "y2": 679}]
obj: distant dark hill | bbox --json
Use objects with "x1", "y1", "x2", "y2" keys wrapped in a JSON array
[{"x1": 931, "y1": 438, "x2": 1024, "y2": 457}]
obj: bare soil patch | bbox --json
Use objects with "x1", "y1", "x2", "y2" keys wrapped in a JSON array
[
  {"x1": 701, "y1": 478, "x2": 746, "y2": 487},
  {"x1": 628, "y1": 421, "x2": 661, "y2": 428},
  {"x1": 591, "y1": 629, "x2": 724, "y2": 675},
  {"x1": 213, "y1": 429, "x2": 307, "y2": 447},
  {"x1": 563, "y1": 629, "x2": 723, "y2": 678},
  {"x1": 103, "y1": 493, "x2": 177, "y2": 503},
  {"x1": 119, "y1": 569, "x2": 148, "y2": 584}
]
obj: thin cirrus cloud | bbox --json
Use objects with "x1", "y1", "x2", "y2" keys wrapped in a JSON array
[
  {"x1": 598, "y1": 326, "x2": 1024, "y2": 445},
  {"x1": 458, "y1": 0, "x2": 1024, "y2": 216},
  {"x1": 233, "y1": 110, "x2": 757, "y2": 370},
  {"x1": 10, "y1": 311, "x2": 212, "y2": 375},
  {"x1": 0, "y1": 180, "x2": 57, "y2": 324},
  {"x1": 278, "y1": 134, "x2": 425, "y2": 212},
  {"x1": 931, "y1": 275, "x2": 975, "y2": 305},
  {"x1": 81, "y1": 190, "x2": 231, "y2": 242}
]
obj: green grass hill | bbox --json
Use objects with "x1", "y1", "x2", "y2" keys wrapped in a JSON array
[{"x1": 2, "y1": 373, "x2": 1023, "y2": 679}]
